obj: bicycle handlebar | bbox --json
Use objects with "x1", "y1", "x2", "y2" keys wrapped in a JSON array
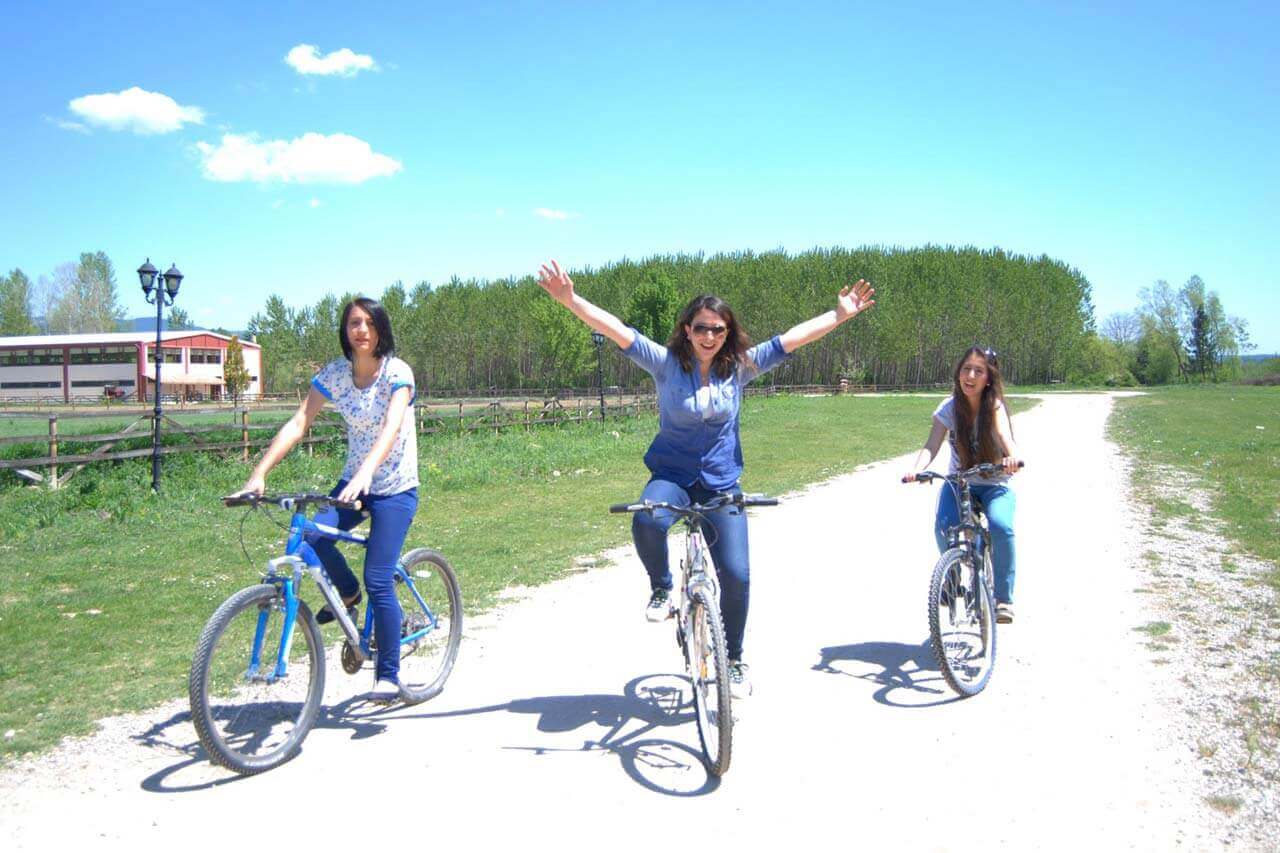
[
  {"x1": 609, "y1": 493, "x2": 779, "y2": 515},
  {"x1": 222, "y1": 492, "x2": 364, "y2": 512},
  {"x1": 905, "y1": 460, "x2": 1024, "y2": 484}
]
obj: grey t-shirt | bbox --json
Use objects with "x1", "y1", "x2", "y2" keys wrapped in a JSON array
[{"x1": 933, "y1": 396, "x2": 1010, "y2": 485}]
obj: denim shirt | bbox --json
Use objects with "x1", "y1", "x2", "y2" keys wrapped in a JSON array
[{"x1": 623, "y1": 330, "x2": 791, "y2": 490}]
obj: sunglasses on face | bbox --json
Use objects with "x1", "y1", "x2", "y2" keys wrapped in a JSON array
[{"x1": 691, "y1": 323, "x2": 728, "y2": 338}]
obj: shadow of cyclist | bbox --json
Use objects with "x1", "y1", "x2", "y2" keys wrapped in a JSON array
[
  {"x1": 812, "y1": 639, "x2": 962, "y2": 708},
  {"x1": 137, "y1": 673, "x2": 719, "y2": 796},
  {"x1": 402, "y1": 672, "x2": 720, "y2": 797}
]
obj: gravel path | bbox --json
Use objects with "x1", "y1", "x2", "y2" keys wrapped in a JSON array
[{"x1": 0, "y1": 393, "x2": 1267, "y2": 850}]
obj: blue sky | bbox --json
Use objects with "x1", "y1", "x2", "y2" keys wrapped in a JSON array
[{"x1": 2, "y1": 1, "x2": 1277, "y2": 349}]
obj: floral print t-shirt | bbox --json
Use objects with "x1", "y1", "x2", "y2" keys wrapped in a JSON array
[{"x1": 311, "y1": 356, "x2": 418, "y2": 496}]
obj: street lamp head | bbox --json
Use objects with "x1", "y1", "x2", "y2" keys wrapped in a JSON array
[
  {"x1": 137, "y1": 259, "x2": 158, "y2": 296},
  {"x1": 162, "y1": 264, "x2": 183, "y2": 299},
  {"x1": 591, "y1": 331, "x2": 605, "y2": 347}
]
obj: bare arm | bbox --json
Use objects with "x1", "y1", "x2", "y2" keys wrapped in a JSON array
[
  {"x1": 778, "y1": 280, "x2": 875, "y2": 353},
  {"x1": 902, "y1": 419, "x2": 948, "y2": 482},
  {"x1": 537, "y1": 259, "x2": 635, "y2": 349},
  {"x1": 237, "y1": 388, "x2": 328, "y2": 494},
  {"x1": 336, "y1": 386, "x2": 413, "y2": 502},
  {"x1": 993, "y1": 403, "x2": 1021, "y2": 475}
]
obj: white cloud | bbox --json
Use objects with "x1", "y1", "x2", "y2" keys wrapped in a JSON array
[
  {"x1": 495, "y1": 208, "x2": 506, "y2": 217},
  {"x1": 309, "y1": 198, "x2": 322, "y2": 208},
  {"x1": 68, "y1": 87, "x2": 205, "y2": 134},
  {"x1": 43, "y1": 115, "x2": 89, "y2": 134},
  {"x1": 271, "y1": 199, "x2": 286, "y2": 210},
  {"x1": 534, "y1": 207, "x2": 578, "y2": 220},
  {"x1": 286, "y1": 44, "x2": 377, "y2": 76},
  {"x1": 195, "y1": 132, "x2": 402, "y2": 184}
]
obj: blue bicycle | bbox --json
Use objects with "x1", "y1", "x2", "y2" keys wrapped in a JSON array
[{"x1": 188, "y1": 492, "x2": 463, "y2": 775}]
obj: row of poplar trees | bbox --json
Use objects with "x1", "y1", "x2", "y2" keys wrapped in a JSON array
[{"x1": 248, "y1": 246, "x2": 1093, "y2": 394}]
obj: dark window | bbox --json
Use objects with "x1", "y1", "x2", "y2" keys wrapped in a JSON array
[
  {"x1": 0, "y1": 381, "x2": 62, "y2": 389},
  {"x1": 70, "y1": 346, "x2": 134, "y2": 365}
]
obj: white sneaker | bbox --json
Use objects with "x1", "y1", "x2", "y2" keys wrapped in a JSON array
[
  {"x1": 645, "y1": 588, "x2": 671, "y2": 622},
  {"x1": 728, "y1": 660, "x2": 752, "y2": 699},
  {"x1": 366, "y1": 679, "x2": 401, "y2": 703}
]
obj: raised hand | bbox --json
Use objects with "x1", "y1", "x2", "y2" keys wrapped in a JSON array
[
  {"x1": 537, "y1": 259, "x2": 575, "y2": 305},
  {"x1": 836, "y1": 279, "x2": 875, "y2": 323}
]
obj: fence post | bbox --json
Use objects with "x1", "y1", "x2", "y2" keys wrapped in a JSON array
[
  {"x1": 524, "y1": 399, "x2": 530, "y2": 431},
  {"x1": 241, "y1": 408, "x2": 249, "y2": 462},
  {"x1": 306, "y1": 418, "x2": 313, "y2": 457},
  {"x1": 48, "y1": 415, "x2": 58, "y2": 490}
]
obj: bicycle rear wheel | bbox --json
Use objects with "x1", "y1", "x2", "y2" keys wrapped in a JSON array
[
  {"x1": 927, "y1": 547, "x2": 997, "y2": 697},
  {"x1": 189, "y1": 584, "x2": 325, "y2": 774},
  {"x1": 393, "y1": 548, "x2": 463, "y2": 704},
  {"x1": 686, "y1": 587, "x2": 732, "y2": 776}
]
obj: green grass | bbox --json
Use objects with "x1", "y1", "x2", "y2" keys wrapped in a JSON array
[
  {"x1": 1, "y1": 392, "x2": 1041, "y2": 761},
  {"x1": 1109, "y1": 386, "x2": 1280, "y2": 587}
]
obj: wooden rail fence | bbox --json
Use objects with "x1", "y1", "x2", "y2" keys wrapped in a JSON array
[{"x1": 0, "y1": 382, "x2": 944, "y2": 489}]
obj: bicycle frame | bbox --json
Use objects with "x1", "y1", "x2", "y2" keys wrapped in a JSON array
[
  {"x1": 677, "y1": 518, "x2": 718, "y2": 644},
  {"x1": 249, "y1": 504, "x2": 443, "y2": 680}
]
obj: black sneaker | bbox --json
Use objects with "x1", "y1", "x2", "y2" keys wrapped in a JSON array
[
  {"x1": 728, "y1": 660, "x2": 752, "y2": 699},
  {"x1": 317, "y1": 590, "x2": 361, "y2": 625},
  {"x1": 645, "y1": 588, "x2": 671, "y2": 622}
]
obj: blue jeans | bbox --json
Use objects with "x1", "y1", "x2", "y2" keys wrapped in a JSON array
[
  {"x1": 632, "y1": 478, "x2": 751, "y2": 661},
  {"x1": 935, "y1": 483, "x2": 1016, "y2": 604},
  {"x1": 307, "y1": 482, "x2": 419, "y2": 682}
]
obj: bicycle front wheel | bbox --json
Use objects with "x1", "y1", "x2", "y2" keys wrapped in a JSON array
[
  {"x1": 393, "y1": 548, "x2": 463, "y2": 704},
  {"x1": 686, "y1": 587, "x2": 732, "y2": 776},
  {"x1": 927, "y1": 547, "x2": 997, "y2": 697},
  {"x1": 189, "y1": 584, "x2": 325, "y2": 775}
]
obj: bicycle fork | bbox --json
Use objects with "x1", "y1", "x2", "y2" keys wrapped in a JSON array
[{"x1": 258, "y1": 555, "x2": 371, "y2": 679}]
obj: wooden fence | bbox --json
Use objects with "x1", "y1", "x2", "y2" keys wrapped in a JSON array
[{"x1": 0, "y1": 382, "x2": 943, "y2": 489}]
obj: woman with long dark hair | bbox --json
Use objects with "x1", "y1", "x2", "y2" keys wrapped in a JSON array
[
  {"x1": 903, "y1": 347, "x2": 1021, "y2": 622},
  {"x1": 536, "y1": 259, "x2": 874, "y2": 697},
  {"x1": 235, "y1": 297, "x2": 418, "y2": 702}
]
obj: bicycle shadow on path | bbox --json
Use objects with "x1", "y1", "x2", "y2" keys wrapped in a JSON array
[
  {"x1": 405, "y1": 672, "x2": 721, "y2": 797},
  {"x1": 812, "y1": 639, "x2": 962, "y2": 708},
  {"x1": 135, "y1": 673, "x2": 719, "y2": 797}
]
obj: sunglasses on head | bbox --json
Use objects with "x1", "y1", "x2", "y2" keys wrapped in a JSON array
[
  {"x1": 691, "y1": 323, "x2": 728, "y2": 337},
  {"x1": 980, "y1": 347, "x2": 999, "y2": 366}
]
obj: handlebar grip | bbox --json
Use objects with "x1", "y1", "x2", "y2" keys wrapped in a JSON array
[
  {"x1": 609, "y1": 503, "x2": 637, "y2": 514},
  {"x1": 222, "y1": 494, "x2": 257, "y2": 507},
  {"x1": 741, "y1": 496, "x2": 778, "y2": 507}
]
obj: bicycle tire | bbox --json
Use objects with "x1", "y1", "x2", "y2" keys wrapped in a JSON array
[
  {"x1": 189, "y1": 584, "x2": 325, "y2": 775},
  {"x1": 393, "y1": 548, "x2": 463, "y2": 705},
  {"x1": 927, "y1": 547, "x2": 997, "y2": 697},
  {"x1": 686, "y1": 587, "x2": 732, "y2": 776}
]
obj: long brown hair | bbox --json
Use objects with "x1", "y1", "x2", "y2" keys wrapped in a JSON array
[
  {"x1": 951, "y1": 347, "x2": 1009, "y2": 468},
  {"x1": 666, "y1": 295, "x2": 753, "y2": 379}
]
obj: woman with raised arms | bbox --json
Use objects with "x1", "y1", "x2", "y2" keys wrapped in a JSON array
[{"x1": 536, "y1": 259, "x2": 874, "y2": 697}]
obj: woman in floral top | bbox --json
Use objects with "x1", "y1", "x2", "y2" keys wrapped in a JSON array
[{"x1": 236, "y1": 297, "x2": 418, "y2": 703}]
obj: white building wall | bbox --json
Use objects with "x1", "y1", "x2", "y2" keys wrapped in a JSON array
[{"x1": 0, "y1": 364, "x2": 65, "y2": 399}]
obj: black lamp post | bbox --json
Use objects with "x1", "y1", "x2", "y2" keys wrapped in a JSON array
[
  {"x1": 138, "y1": 258, "x2": 184, "y2": 492},
  {"x1": 591, "y1": 331, "x2": 606, "y2": 422}
]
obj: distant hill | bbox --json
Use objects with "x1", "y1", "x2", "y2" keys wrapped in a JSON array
[
  {"x1": 121, "y1": 317, "x2": 248, "y2": 338},
  {"x1": 1242, "y1": 353, "x2": 1279, "y2": 363}
]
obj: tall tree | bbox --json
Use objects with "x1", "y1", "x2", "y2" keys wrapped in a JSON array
[
  {"x1": 1186, "y1": 305, "x2": 1212, "y2": 379},
  {"x1": 223, "y1": 336, "x2": 251, "y2": 406},
  {"x1": 43, "y1": 251, "x2": 127, "y2": 333},
  {"x1": 0, "y1": 268, "x2": 38, "y2": 335},
  {"x1": 1100, "y1": 311, "x2": 1141, "y2": 348},
  {"x1": 168, "y1": 307, "x2": 192, "y2": 330}
]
